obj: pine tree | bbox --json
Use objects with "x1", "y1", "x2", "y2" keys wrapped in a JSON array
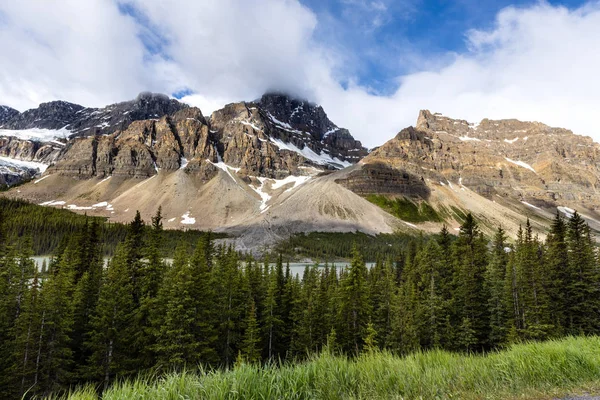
[
  {"x1": 338, "y1": 246, "x2": 371, "y2": 354},
  {"x1": 10, "y1": 272, "x2": 42, "y2": 398},
  {"x1": 544, "y1": 212, "x2": 569, "y2": 334},
  {"x1": 518, "y1": 221, "x2": 552, "y2": 339},
  {"x1": 414, "y1": 240, "x2": 446, "y2": 349},
  {"x1": 153, "y1": 244, "x2": 199, "y2": 369},
  {"x1": 452, "y1": 214, "x2": 490, "y2": 351},
  {"x1": 213, "y1": 246, "x2": 244, "y2": 366},
  {"x1": 86, "y1": 246, "x2": 137, "y2": 390},
  {"x1": 263, "y1": 265, "x2": 282, "y2": 360},
  {"x1": 71, "y1": 220, "x2": 103, "y2": 380},
  {"x1": 363, "y1": 321, "x2": 378, "y2": 353},
  {"x1": 485, "y1": 227, "x2": 509, "y2": 346},
  {"x1": 565, "y1": 211, "x2": 600, "y2": 334},
  {"x1": 136, "y1": 207, "x2": 165, "y2": 369},
  {"x1": 368, "y1": 258, "x2": 395, "y2": 349},
  {"x1": 241, "y1": 298, "x2": 261, "y2": 363},
  {"x1": 34, "y1": 253, "x2": 76, "y2": 396},
  {"x1": 189, "y1": 234, "x2": 219, "y2": 365}
]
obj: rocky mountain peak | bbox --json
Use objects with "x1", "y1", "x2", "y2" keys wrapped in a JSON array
[
  {"x1": 416, "y1": 109, "x2": 576, "y2": 141},
  {"x1": 0, "y1": 105, "x2": 20, "y2": 126},
  {"x1": 3, "y1": 100, "x2": 85, "y2": 130},
  {"x1": 258, "y1": 92, "x2": 336, "y2": 141}
]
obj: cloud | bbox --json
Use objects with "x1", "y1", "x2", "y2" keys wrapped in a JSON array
[
  {"x1": 0, "y1": 0, "x2": 162, "y2": 110},
  {"x1": 1, "y1": 1, "x2": 600, "y2": 149},
  {"x1": 317, "y1": 2, "x2": 600, "y2": 147}
]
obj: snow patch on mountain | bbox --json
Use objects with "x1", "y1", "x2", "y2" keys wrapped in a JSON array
[
  {"x1": 180, "y1": 157, "x2": 189, "y2": 169},
  {"x1": 505, "y1": 158, "x2": 536, "y2": 173},
  {"x1": 522, "y1": 201, "x2": 541, "y2": 210},
  {"x1": 181, "y1": 212, "x2": 196, "y2": 225},
  {"x1": 34, "y1": 175, "x2": 50, "y2": 184},
  {"x1": 0, "y1": 127, "x2": 70, "y2": 142},
  {"x1": 269, "y1": 138, "x2": 351, "y2": 168},
  {"x1": 250, "y1": 177, "x2": 271, "y2": 213},
  {"x1": 207, "y1": 160, "x2": 241, "y2": 183},
  {"x1": 459, "y1": 136, "x2": 481, "y2": 142},
  {"x1": 0, "y1": 156, "x2": 48, "y2": 173},
  {"x1": 271, "y1": 175, "x2": 311, "y2": 191},
  {"x1": 558, "y1": 206, "x2": 575, "y2": 218}
]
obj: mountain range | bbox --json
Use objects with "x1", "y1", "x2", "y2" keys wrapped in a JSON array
[{"x1": 1, "y1": 92, "x2": 599, "y2": 251}]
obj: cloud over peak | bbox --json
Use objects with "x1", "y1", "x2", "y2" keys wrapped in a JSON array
[{"x1": 1, "y1": 0, "x2": 600, "y2": 147}]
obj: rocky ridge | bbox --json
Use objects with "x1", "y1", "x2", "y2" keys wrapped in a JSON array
[
  {"x1": 0, "y1": 92, "x2": 366, "y2": 185},
  {"x1": 338, "y1": 110, "x2": 600, "y2": 236},
  {"x1": 0, "y1": 92, "x2": 187, "y2": 137},
  {"x1": 0, "y1": 105, "x2": 20, "y2": 125},
  {"x1": 6, "y1": 107, "x2": 600, "y2": 249}
]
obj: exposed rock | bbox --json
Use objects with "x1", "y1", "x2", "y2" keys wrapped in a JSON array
[
  {"x1": 2, "y1": 101, "x2": 84, "y2": 130},
  {"x1": 47, "y1": 110, "x2": 217, "y2": 180},
  {"x1": 0, "y1": 92, "x2": 187, "y2": 137},
  {"x1": 66, "y1": 92, "x2": 187, "y2": 137},
  {"x1": 354, "y1": 110, "x2": 600, "y2": 217},
  {"x1": 256, "y1": 93, "x2": 368, "y2": 164},
  {"x1": 0, "y1": 105, "x2": 19, "y2": 126}
]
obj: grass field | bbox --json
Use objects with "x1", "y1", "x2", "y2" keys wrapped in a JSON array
[{"x1": 59, "y1": 336, "x2": 600, "y2": 399}]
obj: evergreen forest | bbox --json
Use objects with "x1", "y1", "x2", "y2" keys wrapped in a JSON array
[{"x1": 1, "y1": 200, "x2": 600, "y2": 398}]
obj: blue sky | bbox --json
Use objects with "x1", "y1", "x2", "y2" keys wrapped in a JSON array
[
  {"x1": 1, "y1": 0, "x2": 600, "y2": 147},
  {"x1": 301, "y1": 0, "x2": 588, "y2": 94}
]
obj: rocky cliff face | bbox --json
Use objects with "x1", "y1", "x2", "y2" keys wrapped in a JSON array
[
  {"x1": 256, "y1": 93, "x2": 368, "y2": 165},
  {"x1": 340, "y1": 110, "x2": 600, "y2": 230},
  {"x1": 48, "y1": 107, "x2": 217, "y2": 180},
  {"x1": 0, "y1": 93, "x2": 188, "y2": 186},
  {"x1": 1, "y1": 101, "x2": 84, "y2": 130},
  {"x1": 0, "y1": 106, "x2": 19, "y2": 125},
  {"x1": 41, "y1": 92, "x2": 366, "y2": 182},
  {"x1": 0, "y1": 92, "x2": 187, "y2": 137}
]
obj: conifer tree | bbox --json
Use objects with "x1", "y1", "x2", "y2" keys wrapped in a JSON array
[
  {"x1": 485, "y1": 227, "x2": 509, "y2": 346},
  {"x1": 189, "y1": 234, "x2": 219, "y2": 365},
  {"x1": 565, "y1": 211, "x2": 600, "y2": 334},
  {"x1": 241, "y1": 298, "x2": 261, "y2": 363},
  {"x1": 34, "y1": 253, "x2": 76, "y2": 396},
  {"x1": 136, "y1": 207, "x2": 165, "y2": 369},
  {"x1": 368, "y1": 258, "x2": 395, "y2": 348},
  {"x1": 86, "y1": 246, "x2": 137, "y2": 390},
  {"x1": 338, "y1": 246, "x2": 371, "y2": 354},
  {"x1": 213, "y1": 246, "x2": 244, "y2": 366},
  {"x1": 153, "y1": 244, "x2": 199, "y2": 369},
  {"x1": 263, "y1": 265, "x2": 282, "y2": 360},
  {"x1": 544, "y1": 212, "x2": 569, "y2": 334},
  {"x1": 71, "y1": 220, "x2": 103, "y2": 379},
  {"x1": 414, "y1": 240, "x2": 446, "y2": 349},
  {"x1": 10, "y1": 272, "x2": 42, "y2": 398},
  {"x1": 452, "y1": 214, "x2": 490, "y2": 351}
]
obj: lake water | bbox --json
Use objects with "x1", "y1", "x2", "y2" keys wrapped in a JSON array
[{"x1": 32, "y1": 256, "x2": 376, "y2": 277}]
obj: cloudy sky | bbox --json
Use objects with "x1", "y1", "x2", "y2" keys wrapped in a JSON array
[{"x1": 0, "y1": 0, "x2": 598, "y2": 147}]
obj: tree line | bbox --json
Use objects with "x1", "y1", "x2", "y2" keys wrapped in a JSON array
[
  {"x1": 0, "y1": 198, "x2": 225, "y2": 256},
  {"x1": 1, "y1": 206, "x2": 599, "y2": 398}
]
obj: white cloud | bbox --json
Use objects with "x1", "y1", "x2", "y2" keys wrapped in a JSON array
[
  {"x1": 1, "y1": 1, "x2": 600, "y2": 149},
  {"x1": 0, "y1": 0, "x2": 162, "y2": 109},
  {"x1": 316, "y1": 2, "x2": 600, "y2": 147}
]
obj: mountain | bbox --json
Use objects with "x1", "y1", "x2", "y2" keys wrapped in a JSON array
[
  {"x1": 0, "y1": 92, "x2": 187, "y2": 136},
  {"x1": 4, "y1": 95, "x2": 600, "y2": 250},
  {"x1": 0, "y1": 93, "x2": 377, "y2": 250},
  {"x1": 337, "y1": 110, "x2": 600, "y2": 238},
  {"x1": 0, "y1": 105, "x2": 19, "y2": 125}
]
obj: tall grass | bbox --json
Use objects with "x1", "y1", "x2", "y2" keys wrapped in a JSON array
[{"x1": 61, "y1": 336, "x2": 600, "y2": 399}]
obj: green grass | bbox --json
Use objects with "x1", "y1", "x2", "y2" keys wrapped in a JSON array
[
  {"x1": 366, "y1": 195, "x2": 442, "y2": 223},
  {"x1": 60, "y1": 336, "x2": 600, "y2": 399}
]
